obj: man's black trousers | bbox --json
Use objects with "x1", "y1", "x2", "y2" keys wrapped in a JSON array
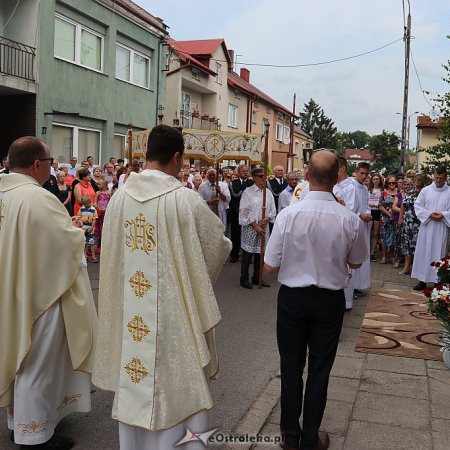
[
  {"x1": 240, "y1": 251, "x2": 260, "y2": 282},
  {"x1": 277, "y1": 284, "x2": 345, "y2": 449},
  {"x1": 230, "y1": 210, "x2": 241, "y2": 259}
]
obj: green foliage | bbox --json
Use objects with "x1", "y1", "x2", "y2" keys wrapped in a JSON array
[
  {"x1": 369, "y1": 130, "x2": 401, "y2": 174},
  {"x1": 337, "y1": 130, "x2": 371, "y2": 151},
  {"x1": 420, "y1": 57, "x2": 450, "y2": 175},
  {"x1": 300, "y1": 99, "x2": 337, "y2": 149}
]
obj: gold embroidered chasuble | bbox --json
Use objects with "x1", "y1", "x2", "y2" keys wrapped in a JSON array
[
  {"x1": 0, "y1": 173, "x2": 98, "y2": 407},
  {"x1": 92, "y1": 171, "x2": 231, "y2": 431}
]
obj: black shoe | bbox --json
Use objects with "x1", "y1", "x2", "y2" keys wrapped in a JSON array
[
  {"x1": 10, "y1": 431, "x2": 14, "y2": 442},
  {"x1": 370, "y1": 255, "x2": 377, "y2": 262},
  {"x1": 354, "y1": 289, "x2": 365, "y2": 297},
  {"x1": 345, "y1": 308, "x2": 353, "y2": 312},
  {"x1": 252, "y1": 279, "x2": 271, "y2": 287},
  {"x1": 229, "y1": 256, "x2": 239, "y2": 263},
  {"x1": 240, "y1": 279, "x2": 253, "y2": 289},
  {"x1": 21, "y1": 436, "x2": 75, "y2": 450},
  {"x1": 413, "y1": 281, "x2": 426, "y2": 291}
]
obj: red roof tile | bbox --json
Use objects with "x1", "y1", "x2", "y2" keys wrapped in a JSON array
[
  {"x1": 344, "y1": 148, "x2": 372, "y2": 161},
  {"x1": 228, "y1": 71, "x2": 293, "y2": 116},
  {"x1": 417, "y1": 115, "x2": 442, "y2": 129},
  {"x1": 168, "y1": 38, "x2": 216, "y2": 76}
]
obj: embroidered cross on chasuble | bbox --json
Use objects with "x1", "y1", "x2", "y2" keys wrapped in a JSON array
[{"x1": 117, "y1": 194, "x2": 159, "y2": 428}]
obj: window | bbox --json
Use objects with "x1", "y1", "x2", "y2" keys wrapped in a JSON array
[
  {"x1": 182, "y1": 93, "x2": 191, "y2": 128},
  {"x1": 276, "y1": 122, "x2": 283, "y2": 141},
  {"x1": 116, "y1": 43, "x2": 150, "y2": 88},
  {"x1": 252, "y1": 111, "x2": 257, "y2": 124},
  {"x1": 114, "y1": 134, "x2": 126, "y2": 159},
  {"x1": 215, "y1": 63, "x2": 222, "y2": 84},
  {"x1": 52, "y1": 123, "x2": 101, "y2": 163},
  {"x1": 192, "y1": 67, "x2": 200, "y2": 81},
  {"x1": 295, "y1": 141, "x2": 300, "y2": 156},
  {"x1": 228, "y1": 105, "x2": 237, "y2": 128},
  {"x1": 54, "y1": 14, "x2": 103, "y2": 72},
  {"x1": 52, "y1": 125, "x2": 73, "y2": 163},
  {"x1": 283, "y1": 126, "x2": 291, "y2": 145}
]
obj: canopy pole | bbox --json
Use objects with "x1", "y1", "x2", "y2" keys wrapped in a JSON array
[{"x1": 259, "y1": 122, "x2": 270, "y2": 289}]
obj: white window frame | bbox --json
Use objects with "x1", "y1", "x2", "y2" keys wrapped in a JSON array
[
  {"x1": 228, "y1": 104, "x2": 237, "y2": 128},
  {"x1": 54, "y1": 13, "x2": 104, "y2": 73},
  {"x1": 252, "y1": 111, "x2": 257, "y2": 125},
  {"x1": 182, "y1": 92, "x2": 191, "y2": 128},
  {"x1": 116, "y1": 42, "x2": 151, "y2": 89},
  {"x1": 114, "y1": 133, "x2": 127, "y2": 158},
  {"x1": 53, "y1": 122, "x2": 102, "y2": 164},
  {"x1": 283, "y1": 126, "x2": 291, "y2": 145},
  {"x1": 276, "y1": 122, "x2": 283, "y2": 141},
  {"x1": 215, "y1": 62, "x2": 222, "y2": 84}
]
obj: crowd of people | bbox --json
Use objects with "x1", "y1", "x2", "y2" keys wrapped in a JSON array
[{"x1": 2, "y1": 128, "x2": 450, "y2": 450}]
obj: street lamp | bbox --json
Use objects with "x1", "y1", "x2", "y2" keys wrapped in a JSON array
[{"x1": 397, "y1": 111, "x2": 419, "y2": 149}]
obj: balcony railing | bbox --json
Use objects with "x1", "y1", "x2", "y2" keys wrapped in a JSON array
[{"x1": 0, "y1": 36, "x2": 36, "y2": 82}]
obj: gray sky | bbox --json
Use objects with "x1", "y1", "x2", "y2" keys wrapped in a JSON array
[{"x1": 136, "y1": 0, "x2": 449, "y2": 136}]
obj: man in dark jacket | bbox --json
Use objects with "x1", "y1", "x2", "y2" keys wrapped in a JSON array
[{"x1": 268, "y1": 165, "x2": 288, "y2": 212}]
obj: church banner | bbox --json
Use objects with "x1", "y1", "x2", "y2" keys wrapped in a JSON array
[{"x1": 131, "y1": 128, "x2": 263, "y2": 163}]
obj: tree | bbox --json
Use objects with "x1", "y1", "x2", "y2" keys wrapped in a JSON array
[
  {"x1": 420, "y1": 53, "x2": 450, "y2": 175},
  {"x1": 336, "y1": 130, "x2": 371, "y2": 155},
  {"x1": 300, "y1": 99, "x2": 337, "y2": 149},
  {"x1": 369, "y1": 131, "x2": 401, "y2": 174}
]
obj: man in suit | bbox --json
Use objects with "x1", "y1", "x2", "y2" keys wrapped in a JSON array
[
  {"x1": 229, "y1": 165, "x2": 254, "y2": 262},
  {"x1": 268, "y1": 165, "x2": 288, "y2": 212}
]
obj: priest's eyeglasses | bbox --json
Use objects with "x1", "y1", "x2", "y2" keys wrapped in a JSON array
[{"x1": 38, "y1": 157, "x2": 54, "y2": 165}]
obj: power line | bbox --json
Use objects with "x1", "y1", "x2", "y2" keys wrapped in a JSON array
[
  {"x1": 2, "y1": 0, "x2": 21, "y2": 32},
  {"x1": 187, "y1": 36, "x2": 404, "y2": 68},
  {"x1": 410, "y1": 49, "x2": 434, "y2": 108}
]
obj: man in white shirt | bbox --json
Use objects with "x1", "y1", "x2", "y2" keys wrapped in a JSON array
[
  {"x1": 265, "y1": 150, "x2": 368, "y2": 450},
  {"x1": 278, "y1": 171, "x2": 300, "y2": 212},
  {"x1": 198, "y1": 168, "x2": 231, "y2": 230},
  {"x1": 68, "y1": 156, "x2": 78, "y2": 176}
]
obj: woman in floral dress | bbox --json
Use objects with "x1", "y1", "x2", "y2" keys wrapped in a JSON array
[
  {"x1": 379, "y1": 175, "x2": 398, "y2": 264},
  {"x1": 398, "y1": 174, "x2": 425, "y2": 274}
]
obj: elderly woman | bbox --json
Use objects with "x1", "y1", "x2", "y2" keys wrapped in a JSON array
[
  {"x1": 192, "y1": 174, "x2": 203, "y2": 192},
  {"x1": 392, "y1": 177, "x2": 411, "y2": 268},
  {"x1": 73, "y1": 167, "x2": 96, "y2": 217},
  {"x1": 398, "y1": 175, "x2": 425, "y2": 274}
]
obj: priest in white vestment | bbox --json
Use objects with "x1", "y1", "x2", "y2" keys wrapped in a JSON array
[
  {"x1": 239, "y1": 167, "x2": 276, "y2": 289},
  {"x1": 412, "y1": 168, "x2": 450, "y2": 290},
  {"x1": 350, "y1": 162, "x2": 372, "y2": 293},
  {"x1": 0, "y1": 137, "x2": 97, "y2": 450},
  {"x1": 198, "y1": 168, "x2": 231, "y2": 230},
  {"x1": 336, "y1": 158, "x2": 361, "y2": 309},
  {"x1": 92, "y1": 125, "x2": 231, "y2": 450}
]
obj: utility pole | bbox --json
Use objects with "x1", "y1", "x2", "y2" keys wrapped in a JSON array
[
  {"x1": 288, "y1": 93, "x2": 296, "y2": 172},
  {"x1": 400, "y1": 4, "x2": 411, "y2": 173}
]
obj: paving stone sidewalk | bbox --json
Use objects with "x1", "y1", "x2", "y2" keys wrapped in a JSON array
[{"x1": 232, "y1": 262, "x2": 450, "y2": 450}]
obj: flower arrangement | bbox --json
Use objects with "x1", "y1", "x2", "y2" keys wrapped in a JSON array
[{"x1": 424, "y1": 256, "x2": 450, "y2": 351}]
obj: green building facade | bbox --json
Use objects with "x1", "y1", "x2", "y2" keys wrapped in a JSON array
[{"x1": 35, "y1": 0, "x2": 168, "y2": 164}]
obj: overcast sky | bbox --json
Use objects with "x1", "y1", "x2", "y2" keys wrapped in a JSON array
[{"x1": 136, "y1": 0, "x2": 449, "y2": 136}]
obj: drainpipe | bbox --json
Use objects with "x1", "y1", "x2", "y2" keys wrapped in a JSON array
[
  {"x1": 246, "y1": 94, "x2": 257, "y2": 132},
  {"x1": 155, "y1": 38, "x2": 165, "y2": 126}
]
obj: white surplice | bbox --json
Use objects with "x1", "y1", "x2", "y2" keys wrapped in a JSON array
[
  {"x1": 350, "y1": 178, "x2": 371, "y2": 291},
  {"x1": 119, "y1": 410, "x2": 208, "y2": 450},
  {"x1": 7, "y1": 302, "x2": 91, "y2": 445},
  {"x1": 412, "y1": 182, "x2": 450, "y2": 283},
  {"x1": 337, "y1": 178, "x2": 359, "y2": 308},
  {"x1": 239, "y1": 184, "x2": 276, "y2": 253}
]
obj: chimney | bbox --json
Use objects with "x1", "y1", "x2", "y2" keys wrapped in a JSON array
[
  {"x1": 228, "y1": 49, "x2": 234, "y2": 71},
  {"x1": 240, "y1": 68, "x2": 250, "y2": 83}
]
